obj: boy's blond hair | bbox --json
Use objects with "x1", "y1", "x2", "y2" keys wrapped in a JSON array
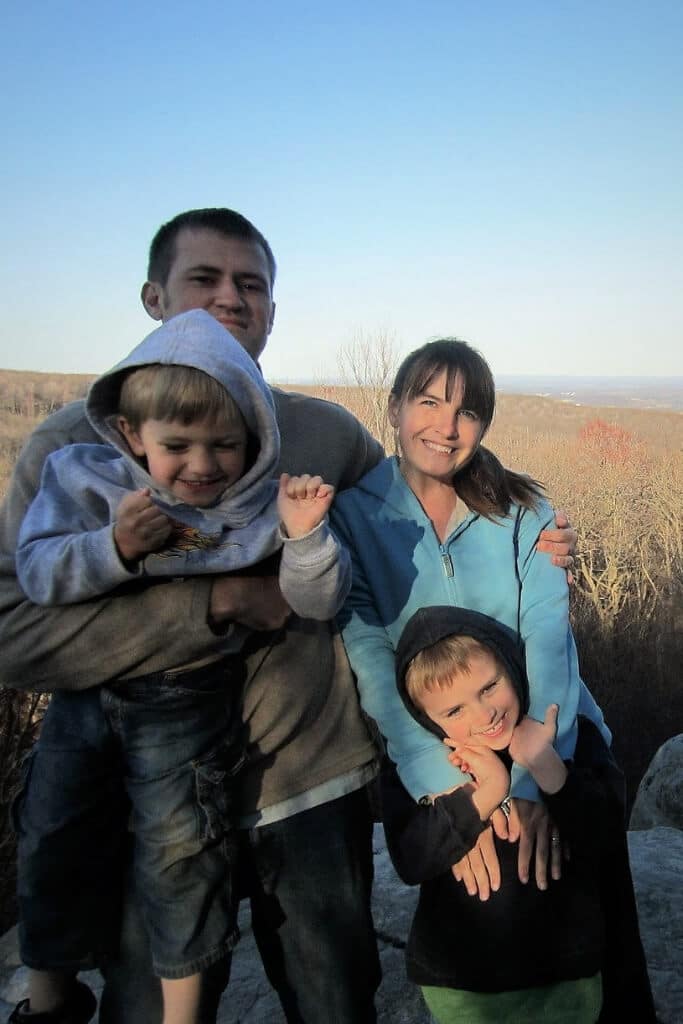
[
  {"x1": 118, "y1": 364, "x2": 245, "y2": 431},
  {"x1": 405, "y1": 635, "x2": 496, "y2": 708}
]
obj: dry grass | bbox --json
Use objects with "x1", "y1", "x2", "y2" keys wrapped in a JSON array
[
  {"x1": 0, "y1": 370, "x2": 94, "y2": 497},
  {"x1": 491, "y1": 413, "x2": 682, "y2": 798},
  {"x1": 0, "y1": 371, "x2": 94, "y2": 930},
  {"x1": 0, "y1": 691, "x2": 45, "y2": 932},
  {"x1": 0, "y1": 372, "x2": 681, "y2": 928}
]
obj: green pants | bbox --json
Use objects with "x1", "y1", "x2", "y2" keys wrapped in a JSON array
[{"x1": 421, "y1": 973, "x2": 602, "y2": 1024}]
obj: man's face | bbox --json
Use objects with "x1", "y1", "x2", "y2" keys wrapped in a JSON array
[{"x1": 142, "y1": 227, "x2": 276, "y2": 362}]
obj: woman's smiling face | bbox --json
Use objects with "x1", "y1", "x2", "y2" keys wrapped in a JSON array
[{"x1": 388, "y1": 369, "x2": 485, "y2": 489}]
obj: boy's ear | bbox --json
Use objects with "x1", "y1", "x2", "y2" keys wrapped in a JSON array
[
  {"x1": 117, "y1": 417, "x2": 146, "y2": 457},
  {"x1": 141, "y1": 281, "x2": 164, "y2": 322}
]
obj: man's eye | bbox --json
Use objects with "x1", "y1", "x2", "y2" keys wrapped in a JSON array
[
  {"x1": 164, "y1": 445, "x2": 186, "y2": 453},
  {"x1": 240, "y1": 279, "x2": 264, "y2": 292},
  {"x1": 191, "y1": 275, "x2": 214, "y2": 285}
]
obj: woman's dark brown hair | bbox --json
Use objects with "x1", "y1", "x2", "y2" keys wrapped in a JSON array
[{"x1": 390, "y1": 339, "x2": 544, "y2": 519}]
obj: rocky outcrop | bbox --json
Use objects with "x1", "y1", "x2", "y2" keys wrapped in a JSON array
[
  {"x1": 2, "y1": 823, "x2": 681, "y2": 1022},
  {"x1": 0, "y1": 831, "x2": 427, "y2": 1024},
  {"x1": 630, "y1": 734, "x2": 683, "y2": 831},
  {"x1": 627, "y1": 827, "x2": 683, "y2": 1024}
]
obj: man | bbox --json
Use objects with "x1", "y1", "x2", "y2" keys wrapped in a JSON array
[{"x1": 0, "y1": 208, "x2": 576, "y2": 1023}]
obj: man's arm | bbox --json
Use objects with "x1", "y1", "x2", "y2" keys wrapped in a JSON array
[{"x1": 537, "y1": 509, "x2": 577, "y2": 577}]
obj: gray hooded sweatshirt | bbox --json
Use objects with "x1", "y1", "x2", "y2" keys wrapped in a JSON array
[{"x1": 16, "y1": 309, "x2": 349, "y2": 623}]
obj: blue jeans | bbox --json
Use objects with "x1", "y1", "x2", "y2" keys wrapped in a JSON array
[
  {"x1": 15, "y1": 659, "x2": 245, "y2": 978},
  {"x1": 99, "y1": 786, "x2": 381, "y2": 1023}
]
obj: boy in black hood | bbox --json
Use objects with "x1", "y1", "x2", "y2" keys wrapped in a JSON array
[{"x1": 382, "y1": 606, "x2": 654, "y2": 1023}]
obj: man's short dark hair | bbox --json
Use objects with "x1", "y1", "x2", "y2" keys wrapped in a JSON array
[{"x1": 147, "y1": 208, "x2": 276, "y2": 288}]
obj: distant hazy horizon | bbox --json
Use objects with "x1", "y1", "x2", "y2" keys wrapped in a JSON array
[
  {"x1": 1, "y1": 365, "x2": 680, "y2": 413},
  {"x1": 273, "y1": 374, "x2": 683, "y2": 412},
  {"x1": 496, "y1": 375, "x2": 683, "y2": 412}
]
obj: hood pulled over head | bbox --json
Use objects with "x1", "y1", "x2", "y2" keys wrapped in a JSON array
[
  {"x1": 395, "y1": 606, "x2": 529, "y2": 741},
  {"x1": 85, "y1": 309, "x2": 279, "y2": 519}
]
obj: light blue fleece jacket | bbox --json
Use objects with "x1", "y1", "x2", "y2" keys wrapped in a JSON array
[
  {"x1": 331, "y1": 456, "x2": 610, "y2": 802},
  {"x1": 17, "y1": 310, "x2": 349, "y2": 621}
]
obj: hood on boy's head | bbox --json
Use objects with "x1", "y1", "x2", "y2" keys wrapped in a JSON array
[
  {"x1": 395, "y1": 606, "x2": 529, "y2": 741},
  {"x1": 85, "y1": 309, "x2": 280, "y2": 491}
]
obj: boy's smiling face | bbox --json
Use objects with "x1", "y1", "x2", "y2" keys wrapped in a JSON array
[
  {"x1": 119, "y1": 411, "x2": 248, "y2": 507},
  {"x1": 419, "y1": 649, "x2": 521, "y2": 750}
]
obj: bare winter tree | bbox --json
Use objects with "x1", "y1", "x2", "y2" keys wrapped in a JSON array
[{"x1": 337, "y1": 327, "x2": 400, "y2": 452}]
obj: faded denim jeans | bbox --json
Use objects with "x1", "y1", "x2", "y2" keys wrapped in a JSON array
[
  {"x1": 99, "y1": 787, "x2": 381, "y2": 1023},
  {"x1": 15, "y1": 657, "x2": 245, "y2": 979}
]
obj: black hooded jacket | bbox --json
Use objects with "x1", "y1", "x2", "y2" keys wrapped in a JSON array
[{"x1": 381, "y1": 607, "x2": 654, "y2": 1018}]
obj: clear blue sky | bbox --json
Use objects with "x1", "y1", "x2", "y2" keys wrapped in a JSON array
[{"x1": 1, "y1": 0, "x2": 681, "y2": 380}]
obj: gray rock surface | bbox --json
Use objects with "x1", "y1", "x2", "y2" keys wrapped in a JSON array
[
  {"x1": 0, "y1": 826, "x2": 427, "y2": 1024},
  {"x1": 627, "y1": 827, "x2": 683, "y2": 1024},
  {"x1": 630, "y1": 734, "x2": 683, "y2": 831},
  {"x1": 1, "y1": 825, "x2": 680, "y2": 1023}
]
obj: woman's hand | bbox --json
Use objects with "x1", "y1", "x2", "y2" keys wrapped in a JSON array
[
  {"x1": 451, "y1": 826, "x2": 500, "y2": 901},
  {"x1": 511, "y1": 798, "x2": 563, "y2": 889}
]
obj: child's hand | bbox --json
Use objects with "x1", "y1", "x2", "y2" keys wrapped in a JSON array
[
  {"x1": 114, "y1": 488, "x2": 172, "y2": 562},
  {"x1": 509, "y1": 706, "x2": 568, "y2": 798},
  {"x1": 277, "y1": 473, "x2": 335, "y2": 539},
  {"x1": 508, "y1": 705, "x2": 558, "y2": 771},
  {"x1": 444, "y1": 739, "x2": 510, "y2": 819}
]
